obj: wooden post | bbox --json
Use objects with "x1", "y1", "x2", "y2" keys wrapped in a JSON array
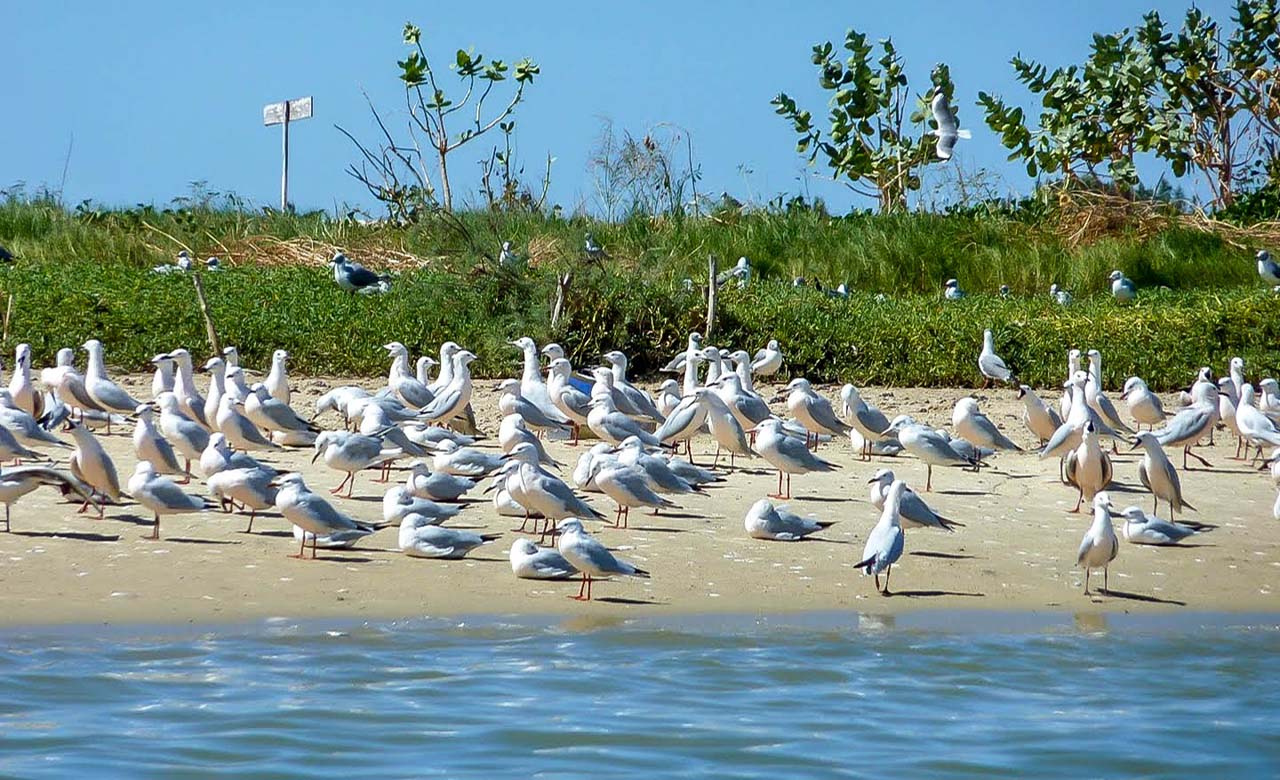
[
  {"x1": 706, "y1": 255, "x2": 718, "y2": 339},
  {"x1": 2, "y1": 294, "x2": 12, "y2": 343},
  {"x1": 551, "y1": 272, "x2": 571, "y2": 329},
  {"x1": 191, "y1": 274, "x2": 222, "y2": 356}
]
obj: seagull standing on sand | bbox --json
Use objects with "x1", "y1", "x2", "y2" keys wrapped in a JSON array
[
  {"x1": 1016, "y1": 385, "x2": 1062, "y2": 447},
  {"x1": 166, "y1": 349, "x2": 210, "y2": 430},
  {"x1": 202, "y1": 358, "x2": 228, "y2": 427},
  {"x1": 498, "y1": 379, "x2": 572, "y2": 435},
  {"x1": 156, "y1": 392, "x2": 211, "y2": 475},
  {"x1": 546, "y1": 358, "x2": 591, "y2": 443},
  {"x1": 128, "y1": 460, "x2": 212, "y2": 540},
  {"x1": 930, "y1": 90, "x2": 972, "y2": 160},
  {"x1": 131, "y1": 404, "x2": 185, "y2": 479},
  {"x1": 8, "y1": 344, "x2": 39, "y2": 418},
  {"x1": 751, "y1": 339, "x2": 783, "y2": 377},
  {"x1": 886, "y1": 416, "x2": 975, "y2": 491},
  {"x1": 82, "y1": 339, "x2": 142, "y2": 420},
  {"x1": 67, "y1": 421, "x2": 121, "y2": 517},
  {"x1": 271, "y1": 472, "x2": 379, "y2": 559},
  {"x1": 384, "y1": 342, "x2": 434, "y2": 409},
  {"x1": 207, "y1": 467, "x2": 278, "y2": 532},
  {"x1": 0, "y1": 466, "x2": 98, "y2": 532},
  {"x1": 1085, "y1": 350, "x2": 1134, "y2": 437},
  {"x1": 855, "y1": 479, "x2": 907, "y2": 594},
  {"x1": 587, "y1": 374, "x2": 660, "y2": 446},
  {"x1": 329, "y1": 251, "x2": 391, "y2": 294},
  {"x1": 978, "y1": 329, "x2": 1014, "y2": 388},
  {"x1": 418, "y1": 351, "x2": 477, "y2": 426},
  {"x1": 952, "y1": 397, "x2": 1021, "y2": 452},
  {"x1": 1077, "y1": 492, "x2": 1119, "y2": 595},
  {"x1": 1131, "y1": 431, "x2": 1195, "y2": 519},
  {"x1": 1066, "y1": 422, "x2": 1113, "y2": 512},
  {"x1": 1154, "y1": 379, "x2": 1219, "y2": 469},
  {"x1": 1120, "y1": 377, "x2": 1166, "y2": 431},
  {"x1": 751, "y1": 418, "x2": 836, "y2": 499},
  {"x1": 785, "y1": 378, "x2": 851, "y2": 447},
  {"x1": 1109, "y1": 270, "x2": 1136, "y2": 302},
  {"x1": 399, "y1": 515, "x2": 495, "y2": 559},
  {"x1": 217, "y1": 395, "x2": 281, "y2": 453},
  {"x1": 866, "y1": 469, "x2": 960, "y2": 531},
  {"x1": 264, "y1": 350, "x2": 292, "y2": 405},
  {"x1": 312, "y1": 430, "x2": 400, "y2": 497},
  {"x1": 556, "y1": 518, "x2": 649, "y2": 601},
  {"x1": 510, "y1": 337, "x2": 571, "y2": 426},
  {"x1": 601, "y1": 351, "x2": 664, "y2": 424}
]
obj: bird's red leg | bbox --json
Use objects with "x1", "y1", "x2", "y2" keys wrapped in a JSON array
[{"x1": 329, "y1": 474, "x2": 351, "y2": 495}]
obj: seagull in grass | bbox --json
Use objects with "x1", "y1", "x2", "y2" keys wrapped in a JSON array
[
  {"x1": 944, "y1": 278, "x2": 965, "y2": 300},
  {"x1": 1258, "y1": 250, "x2": 1280, "y2": 285},
  {"x1": 1109, "y1": 270, "x2": 1136, "y2": 303},
  {"x1": 329, "y1": 251, "x2": 391, "y2": 294},
  {"x1": 930, "y1": 90, "x2": 972, "y2": 160},
  {"x1": 584, "y1": 232, "x2": 608, "y2": 263}
]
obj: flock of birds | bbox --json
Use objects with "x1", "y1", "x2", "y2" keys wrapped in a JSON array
[{"x1": 1, "y1": 310, "x2": 1278, "y2": 601}]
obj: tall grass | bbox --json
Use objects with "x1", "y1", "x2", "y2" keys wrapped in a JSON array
[{"x1": 0, "y1": 196, "x2": 1275, "y2": 389}]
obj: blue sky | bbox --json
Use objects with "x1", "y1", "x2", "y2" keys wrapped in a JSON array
[{"x1": 4, "y1": 1, "x2": 1236, "y2": 215}]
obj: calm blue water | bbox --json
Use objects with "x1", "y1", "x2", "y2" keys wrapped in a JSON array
[{"x1": 2, "y1": 612, "x2": 1278, "y2": 779}]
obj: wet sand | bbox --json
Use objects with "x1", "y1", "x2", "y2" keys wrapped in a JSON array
[{"x1": 1, "y1": 376, "x2": 1276, "y2": 626}]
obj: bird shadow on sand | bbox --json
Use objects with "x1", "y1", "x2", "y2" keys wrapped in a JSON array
[
  {"x1": 1092, "y1": 589, "x2": 1186, "y2": 606},
  {"x1": 244, "y1": 530, "x2": 295, "y2": 538},
  {"x1": 934, "y1": 489, "x2": 986, "y2": 497},
  {"x1": 306, "y1": 555, "x2": 375, "y2": 564},
  {"x1": 888, "y1": 589, "x2": 985, "y2": 598},
  {"x1": 347, "y1": 495, "x2": 383, "y2": 503},
  {"x1": 594, "y1": 596, "x2": 663, "y2": 606},
  {"x1": 910, "y1": 551, "x2": 976, "y2": 560},
  {"x1": 165, "y1": 537, "x2": 241, "y2": 546},
  {"x1": 464, "y1": 555, "x2": 509, "y2": 563},
  {"x1": 620, "y1": 526, "x2": 689, "y2": 534},
  {"x1": 110, "y1": 513, "x2": 155, "y2": 528},
  {"x1": 791, "y1": 495, "x2": 846, "y2": 503},
  {"x1": 11, "y1": 530, "x2": 120, "y2": 542},
  {"x1": 649, "y1": 511, "x2": 704, "y2": 520}
]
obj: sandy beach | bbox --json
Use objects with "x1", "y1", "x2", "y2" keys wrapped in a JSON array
[{"x1": 0, "y1": 375, "x2": 1276, "y2": 627}]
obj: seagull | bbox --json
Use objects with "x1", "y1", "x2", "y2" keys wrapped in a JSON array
[
  {"x1": 510, "y1": 538, "x2": 577, "y2": 579},
  {"x1": 205, "y1": 256, "x2": 222, "y2": 271},
  {"x1": 1016, "y1": 385, "x2": 1062, "y2": 446},
  {"x1": 384, "y1": 342, "x2": 434, "y2": 409},
  {"x1": 699, "y1": 389, "x2": 756, "y2": 467},
  {"x1": 1085, "y1": 350, "x2": 1134, "y2": 437},
  {"x1": 1131, "y1": 431, "x2": 1196, "y2": 519},
  {"x1": 1066, "y1": 421, "x2": 1113, "y2": 512},
  {"x1": 499, "y1": 240, "x2": 522, "y2": 268},
  {"x1": 0, "y1": 244, "x2": 14, "y2": 263},
  {"x1": 587, "y1": 376, "x2": 660, "y2": 447},
  {"x1": 312, "y1": 430, "x2": 401, "y2": 496},
  {"x1": 751, "y1": 418, "x2": 836, "y2": 499},
  {"x1": 0, "y1": 424, "x2": 44, "y2": 463},
  {"x1": 613, "y1": 436, "x2": 698, "y2": 495},
  {"x1": 216, "y1": 395, "x2": 281, "y2": 453},
  {"x1": 556, "y1": 518, "x2": 649, "y2": 601},
  {"x1": 885, "y1": 416, "x2": 975, "y2": 491},
  {"x1": 151, "y1": 250, "x2": 193, "y2": 274},
  {"x1": 999, "y1": 284, "x2": 1011, "y2": 299},
  {"x1": 424, "y1": 439, "x2": 499, "y2": 478},
  {"x1": 1120, "y1": 377, "x2": 1166, "y2": 431},
  {"x1": 8, "y1": 344, "x2": 40, "y2": 418},
  {"x1": 978, "y1": 329, "x2": 1015, "y2": 388},
  {"x1": 264, "y1": 349, "x2": 292, "y2": 405},
  {"x1": 0, "y1": 392, "x2": 69, "y2": 450},
  {"x1": 583, "y1": 232, "x2": 608, "y2": 262},
  {"x1": 1153, "y1": 379, "x2": 1218, "y2": 469},
  {"x1": 867, "y1": 469, "x2": 961, "y2": 531},
  {"x1": 131, "y1": 404, "x2": 185, "y2": 480},
  {"x1": 1109, "y1": 270, "x2": 1136, "y2": 302},
  {"x1": 399, "y1": 514, "x2": 495, "y2": 559},
  {"x1": 546, "y1": 359, "x2": 591, "y2": 443},
  {"x1": 715, "y1": 373, "x2": 772, "y2": 432},
  {"x1": 930, "y1": 89, "x2": 971, "y2": 160},
  {"x1": 1235, "y1": 384, "x2": 1280, "y2": 461},
  {"x1": 944, "y1": 278, "x2": 965, "y2": 300},
  {"x1": 743, "y1": 498, "x2": 833, "y2": 541},
  {"x1": 1119, "y1": 506, "x2": 1196, "y2": 546},
  {"x1": 840, "y1": 385, "x2": 892, "y2": 460},
  {"x1": 382, "y1": 486, "x2": 462, "y2": 526},
  {"x1": 1077, "y1": 492, "x2": 1119, "y2": 595},
  {"x1": 416, "y1": 356, "x2": 437, "y2": 387},
  {"x1": 156, "y1": 392, "x2": 211, "y2": 475},
  {"x1": 652, "y1": 393, "x2": 708, "y2": 455},
  {"x1": 417, "y1": 350, "x2": 477, "y2": 426},
  {"x1": 404, "y1": 460, "x2": 474, "y2": 502},
  {"x1": 0, "y1": 466, "x2": 98, "y2": 532},
  {"x1": 82, "y1": 339, "x2": 142, "y2": 420},
  {"x1": 329, "y1": 251, "x2": 391, "y2": 294},
  {"x1": 201, "y1": 357, "x2": 229, "y2": 427},
  {"x1": 601, "y1": 351, "x2": 664, "y2": 424},
  {"x1": 197, "y1": 432, "x2": 270, "y2": 480},
  {"x1": 503, "y1": 444, "x2": 606, "y2": 538},
  {"x1": 207, "y1": 467, "x2": 278, "y2": 532},
  {"x1": 855, "y1": 479, "x2": 907, "y2": 594},
  {"x1": 498, "y1": 414, "x2": 561, "y2": 468},
  {"x1": 245, "y1": 384, "x2": 321, "y2": 440},
  {"x1": 498, "y1": 379, "x2": 572, "y2": 434},
  {"x1": 715, "y1": 256, "x2": 751, "y2": 288},
  {"x1": 589, "y1": 461, "x2": 675, "y2": 527},
  {"x1": 660, "y1": 332, "x2": 704, "y2": 374},
  {"x1": 1049, "y1": 284, "x2": 1072, "y2": 306},
  {"x1": 127, "y1": 461, "x2": 213, "y2": 540},
  {"x1": 952, "y1": 397, "x2": 1021, "y2": 452},
  {"x1": 510, "y1": 337, "x2": 571, "y2": 426},
  {"x1": 166, "y1": 349, "x2": 210, "y2": 430},
  {"x1": 271, "y1": 473, "x2": 380, "y2": 559},
  {"x1": 1257, "y1": 250, "x2": 1280, "y2": 285},
  {"x1": 66, "y1": 421, "x2": 121, "y2": 517},
  {"x1": 785, "y1": 378, "x2": 851, "y2": 446}
]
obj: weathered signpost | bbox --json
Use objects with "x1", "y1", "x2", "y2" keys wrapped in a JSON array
[{"x1": 262, "y1": 96, "x2": 313, "y2": 210}]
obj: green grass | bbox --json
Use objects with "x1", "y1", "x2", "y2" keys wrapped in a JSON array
[{"x1": 0, "y1": 196, "x2": 1275, "y2": 389}]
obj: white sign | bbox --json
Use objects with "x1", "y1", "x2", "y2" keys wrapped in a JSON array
[{"x1": 263, "y1": 96, "x2": 313, "y2": 126}]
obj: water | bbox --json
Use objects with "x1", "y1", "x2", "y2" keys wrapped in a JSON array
[{"x1": 1, "y1": 612, "x2": 1277, "y2": 779}]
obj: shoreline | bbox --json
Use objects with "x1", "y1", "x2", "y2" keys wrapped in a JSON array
[{"x1": 1, "y1": 377, "x2": 1276, "y2": 628}]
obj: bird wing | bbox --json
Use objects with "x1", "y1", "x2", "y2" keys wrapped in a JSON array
[
  {"x1": 345, "y1": 263, "x2": 385, "y2": 287},
  {"x1": 805, "y1": 397, "x2": 851, "y2": 435},
  {"x1": 147, "y1": 479, "x2": 207, "y2": 511},
  {"x1": 979, "y1": 353, "x2": 1012, "y2": 381}
]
